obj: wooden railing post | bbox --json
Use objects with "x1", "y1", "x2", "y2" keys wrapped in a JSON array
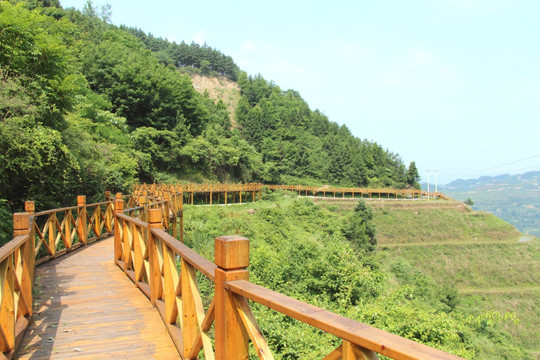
[
  {"x1": 13, "y1": 211, "x2": 34, "y2": 317},
  {"x1": 179, "y1": 193, "x2": 184, "y2": 243},
  {"x1": 148, "y1": 209, "x2": 163, "y2": 305},
  {"x1": 163, "y1": 193, "x2": 171, "y2": 230},
  {"x1": 24, "y1": 201, "x2": 34, "y2": 217},
  {"x1": 215, "y1": 235, "x2": 250, "y2": 360},
  {"x1": 13, "y1": 212, "x2": 30, "y2": 238},
  {"x1": 77, "y1": 195, "x2": 87, "y2": 245},
  {"x1": 114, "y1": 195, "x2": 124, "y2": 262},
  {"x1": 24, "y1": 201, "x2": 36, "y2": 270},
  {"x1": 139, "y1": 196, "x2": 147, "y2": 222}
]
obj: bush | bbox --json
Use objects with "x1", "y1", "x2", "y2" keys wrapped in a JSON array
[
  {"x1": 0, "y1": 199, "x2": 12, "y2": 246},
  {"x1": 342, "y1": 200, "x2": 377, "y2": 252}
]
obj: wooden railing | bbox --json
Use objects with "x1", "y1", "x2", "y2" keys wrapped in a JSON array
[
  {"x1": 31, "y1": 196, "x2": 115, "y2": 264},
  {"x1": 113, "y1": 190, "x2": 463, "y2": 360},
  {"x1": 134, "y1": 182, "x2": 450, "y2": 204},
  {"x1": 0, "y1": 213, "x2": 34, "y2": 359}
]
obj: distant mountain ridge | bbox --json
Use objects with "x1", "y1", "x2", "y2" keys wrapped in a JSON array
[
  {"x1": 441, "y1": 171, "x2": 540, "y2": 236},
  {"x1": 444, "y1": 171, "x2": 540, "y2": 191}
]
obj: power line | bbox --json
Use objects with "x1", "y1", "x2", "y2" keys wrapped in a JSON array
[
  {"x1": 459, "y1": 154, "x2": 540, "y2": 176},
  {"x1": 490, "y1": 164, "x2": 540, "y2": 176}
]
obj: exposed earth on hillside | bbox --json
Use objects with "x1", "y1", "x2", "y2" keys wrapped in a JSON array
[{"x1": 190, "y1": 74, "x2": 241, "y2": 123}]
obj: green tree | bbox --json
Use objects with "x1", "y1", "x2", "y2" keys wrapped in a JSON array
[
  {"x1": 200, "y1": 59, "x2": 210, "y2": 75},
  {"x1": 407, "y1": 161, "x2": 420, "y2": 189},
  {"x1": 343, "y1": 200, "x2": 377, "y2": 252},
  {"x1": 0, "y1": 2, "x2": 78, "y2": 129}
]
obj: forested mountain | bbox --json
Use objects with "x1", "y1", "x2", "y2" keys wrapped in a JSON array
[
  {"x1": 122, "y1": 27, "x2": 240, "y2": 81},
  {"x1": 1, "y1": 0, "x2": 417, "y2": 237}
]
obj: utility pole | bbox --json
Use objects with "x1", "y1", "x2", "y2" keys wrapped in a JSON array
[
  {"x1": 426, "y1": 170, "x2": 439, "y2": 200},
  {"x1": 426, "y1": 171, "x2": 430, "y2": 200}
]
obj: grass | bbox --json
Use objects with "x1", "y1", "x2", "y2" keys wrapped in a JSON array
[
  {"x1": 380, "y1": 240, "x2": 540, "y2": 288},
  {"x1": 460, "y1": 292, "x2": 540, "y2": 355},
  {"x1": 369, "y1": 200, "x2": 540, "y2": 358},
  {"x1": 372, "y1": 206, "x2": 521, "y2": 245}
]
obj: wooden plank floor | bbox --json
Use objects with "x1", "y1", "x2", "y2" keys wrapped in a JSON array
[{"x1": 17, "y1": 237, "x2": 180, "y2": 359}]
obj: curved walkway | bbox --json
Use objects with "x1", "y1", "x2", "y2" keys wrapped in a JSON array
[{"x1": 16, "y1": 237, "x2": 179, "y2": 359}]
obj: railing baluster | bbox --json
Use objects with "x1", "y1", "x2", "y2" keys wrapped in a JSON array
[
  {"x1": 0, "y1": 255, "x2": 15, "y2": 352},
  {"x1": 77, "y1": 196, "x2": 87, "y2": 245},
  {"x1": 162, "y1": 240, "x2": 179, "y2": 324},
  {"x1": 114, "y1": 196, "x2": 124, "y2": 262},
  {"x1": 232, "y1": 294, "x2": 273, "y2": 360},
  {"x1": 148, "y1": 210, "x2": 163, "y2": 305},
  {"x1": 342, "y1": 340, "x2": 378, "y2": 360}
]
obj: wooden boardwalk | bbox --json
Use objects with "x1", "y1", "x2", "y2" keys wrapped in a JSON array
[{"x1": 16, "y1": 237, "x2": 179, "y2": 359}]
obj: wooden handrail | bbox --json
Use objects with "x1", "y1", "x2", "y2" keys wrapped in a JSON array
[
  {"x1": 226, "y1": 280, "x2": 461, "y2": 360},
  {"x1": 0, "y1": 235, "x2": 29, "y2": 264},
  {"x1": 0, "y1": 190, "x2": 185, "y2": 358},
  {"x1": 151, "y1": 228, "x2": 216, "y2": 281},
  {"x1": 116, "y1": 213, "x2": 148, "y2": 229}
]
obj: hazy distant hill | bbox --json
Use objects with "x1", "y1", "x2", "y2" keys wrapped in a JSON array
[{"x1": 441, "y1": 171, "x2": 540, "y2": 236}]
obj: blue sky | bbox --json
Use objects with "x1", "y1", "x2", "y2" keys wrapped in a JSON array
[{"x1": 61, "y1": 0, "x2": 540, "y2": 184}]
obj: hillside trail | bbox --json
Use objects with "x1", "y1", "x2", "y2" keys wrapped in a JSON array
[
  {"x1": 458, "y1": 286, "x2": 540, "y2": 294},
  {"x1": 378, "y1": 238, "x2": 521, "y2": 247}
]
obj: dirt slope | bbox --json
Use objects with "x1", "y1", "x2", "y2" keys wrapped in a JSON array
[{"x1": 190, "y1": 74, "x2": 241, "y2": 124}]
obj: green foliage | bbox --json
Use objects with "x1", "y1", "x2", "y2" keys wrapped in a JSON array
[
  {"x1": 0, "y1": 1, "x2": 78, "y2": 129},
  {"x1": 343, "y1": 200, "x2": 377, "y2": 252},
  {"x1": 235, "y1": 73, "x2": 409, "y2": 188},
  {"x1": 464, "y1": 197, "x2": 474, "y2": 206},
  {"x1": 0, "y1": 117, "x2": 81, "y2": 209},
  {"x1": 183, "y1": 195, "x2": 521, "y2": 359},
  {"x1": 122, "y1": 27, "x2": 240, "y2": 80},
  {"x1": 0, "y1": 199, "x2": 12, "y2": 246},
  {"x1": 406, "y1": 161, "x2": 420, "y2": 189},
  {"x1": 372, "y1": 205, "x2": 520, "y2": 245},
  {"x1": 81, "y1": 29, "x2": 206, "y2": 134}
]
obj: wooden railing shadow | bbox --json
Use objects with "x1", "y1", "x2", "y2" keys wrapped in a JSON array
[{"x1": 17, "y1": 251, "x2": 74, "y2": 359}]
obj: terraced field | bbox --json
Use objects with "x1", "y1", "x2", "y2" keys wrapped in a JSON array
[{"x1": 367, "y1": 200, "x2": 540, "y2": 359}]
